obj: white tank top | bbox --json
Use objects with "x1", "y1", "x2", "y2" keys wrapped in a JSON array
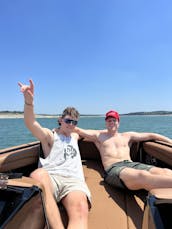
[{"x1": 39, "y1": 132, "x2": 85, "y2": 181}]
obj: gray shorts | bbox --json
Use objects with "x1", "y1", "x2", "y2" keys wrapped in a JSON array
[
  {"x1": 104, "y1": 160, "x2": 154, "y2": 189},
  {"x1": 50, "y1": 174, "x2": 91, "y2": 205}
]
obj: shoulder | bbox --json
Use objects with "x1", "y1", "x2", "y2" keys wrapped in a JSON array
[
  {"x1": 120, "y1": 131, "x2": 139, "y2": 141},
  {"x1": 71, "y1": 132, "x2": 80, "y2": 141},
  {"x1": 42, "y1": 127, "x2": 54, "y2": 138},
  {"x1": 97, "y1": 130, "x2": 110, "y2": 141},
  {"x1": 97, "y1": 129, "x2": 107, "y2": 138},
  {"x1": 120, "y1": 131, "x2": 135, "y2": 137},
  {"x1": 122, "y1": 131, "x2": 141, "y2": 136},
  {"x1": 98, "y1": 129, "x2": 107, "y2": 135},
  {"x1": 40, "y1": 128, "x2": 55, "y2": 155}
]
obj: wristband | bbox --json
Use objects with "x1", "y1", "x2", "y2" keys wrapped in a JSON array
[{"x1": 25, "y1": 101, "x2": 33, "y2": 106}]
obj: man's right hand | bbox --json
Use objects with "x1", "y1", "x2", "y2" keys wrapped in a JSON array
[{"x1": 18, "y1": 79, "x2": 34, "y2": 105}]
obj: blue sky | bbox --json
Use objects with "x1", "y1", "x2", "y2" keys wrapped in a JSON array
[{"x1": 0, "y1": 0, "x2": 172, "y2": 115}]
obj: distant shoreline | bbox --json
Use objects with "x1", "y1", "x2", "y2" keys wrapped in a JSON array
[
  {"x1": 0, "y1": 111, "x2": 172, "y2": 119},
  {"x1": 0, "y1": 113, "x2": 57, "y2": 119},
  {"x1": 0, "y1": 112, "x2": 104, "y2": 119}
]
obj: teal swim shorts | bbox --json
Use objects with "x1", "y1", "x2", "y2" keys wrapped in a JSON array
[{"x1": 104, "y1": 160, "x2": 154, "y2": 189}]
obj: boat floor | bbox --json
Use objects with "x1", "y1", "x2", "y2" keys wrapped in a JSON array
[
  {"x1": 59, "y1": 159, "x2": 147, "y2": 229},
  {"x1": 86, "y1": 160, "x2": 147, "y2": 229}
]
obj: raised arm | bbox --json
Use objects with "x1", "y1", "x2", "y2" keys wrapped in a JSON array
[
  {"x1": 128, "y1": 132, "x2": 172, "y2": 144},
  {"x1": 18, "y1": 79, "x2": 52, "y2": 143}
]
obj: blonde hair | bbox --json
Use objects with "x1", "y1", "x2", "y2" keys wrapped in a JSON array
[{"x1": 58, "y1": 107, "x2": 80, "y2": 126}]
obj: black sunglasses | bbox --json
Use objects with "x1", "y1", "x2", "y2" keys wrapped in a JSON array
[{"x1": 63, "y1": 118, "x2": 78, "y2": 126}]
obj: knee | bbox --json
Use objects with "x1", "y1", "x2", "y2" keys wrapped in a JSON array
[
  {"x1": 136, "y1": 170, "x2": 150, "y2": 183},
  {"x1": 72, "y1": 199, "x2": 89, "y2": 218},
  {"x1": 163, "y1": 168, "x2": 172, "y2": 176},
  {"x1": 81, "y1": 200, "x2": 89, "y2": 216},
  {"x1": 30, "y1": 168, "x2": 48, "y2": 183},
  {"x1": 30, "y1": 168, "x2": 54, "y2": 195}
]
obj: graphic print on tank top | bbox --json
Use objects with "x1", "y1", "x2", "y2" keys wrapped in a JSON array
[{"x1": 64, "y1": 144, "x2": 77, "y2": 160}]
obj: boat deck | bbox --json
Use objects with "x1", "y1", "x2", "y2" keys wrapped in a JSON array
[
  {"x1": 1, "y1": 140, "x2": 172, "y2": 228},
  {"x1": 83, "y1": 160, "x2": 145, "y2": 229}
]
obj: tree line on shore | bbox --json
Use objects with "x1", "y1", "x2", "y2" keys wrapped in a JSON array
[{"x1": 1, "y1": 110, "x2": 172, "y2": 116}]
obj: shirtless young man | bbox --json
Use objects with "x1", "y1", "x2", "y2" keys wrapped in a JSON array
[
  {"x1": 18, "y1": 79, "x2": 91, "y2": 229},
  {"x1": 74, "y1": 110, "x2": 172, "y2": 191}
]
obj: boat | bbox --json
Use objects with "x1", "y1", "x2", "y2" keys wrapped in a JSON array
[{"x1": 0, "y1": 139, "x2": 172, "y2": 229}]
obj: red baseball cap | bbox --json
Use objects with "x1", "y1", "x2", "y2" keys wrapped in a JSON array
[{"x1": 105, "y1": 110, "x2": 120, "y2": 121}]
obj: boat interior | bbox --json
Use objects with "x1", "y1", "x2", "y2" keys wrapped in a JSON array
[{"x1": 0, "y1": 139, "x2": 172, "y2": 229}]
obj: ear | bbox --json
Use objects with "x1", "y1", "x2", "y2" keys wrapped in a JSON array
[{"x1": 58, "y1": 117, "x2": 62, "y2": 126}]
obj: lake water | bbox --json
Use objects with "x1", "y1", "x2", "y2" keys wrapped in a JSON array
[{"x1": 0, "y1": 115, "x2": 172, "y2": 150}]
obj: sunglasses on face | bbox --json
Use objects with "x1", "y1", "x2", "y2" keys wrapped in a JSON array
[{"x1": 63, "y1": 118, "x2": 78, "y2": 126}]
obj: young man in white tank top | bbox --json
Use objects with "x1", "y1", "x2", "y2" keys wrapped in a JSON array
[{"x1": 18, "y1": 79, "x2": 91, "y2": 229}]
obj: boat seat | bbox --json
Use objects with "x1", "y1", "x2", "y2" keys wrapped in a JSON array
[
  {"x1": 0, "y1": 142, "x2": 40, "y2": 173},
  {"x1": 143, "y1": 141, "x2": 172, "y2": 166},
  {"x1": 7, "y1": 176, "x2": 44, "y2": 191}
]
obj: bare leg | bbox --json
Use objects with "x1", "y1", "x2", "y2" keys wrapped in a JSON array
[
  {"x1": 120, "y1": 167, "x2": 172, "y2": 191},
  {"x1": 149, "y1": 167, "x2": 172, "y2": 176},
  {"x1": 62, "y1": 191, "x2": 89, "y2": 229},
  {"x1": 30, "y1": 168, "x2": 64, "y2": 229}
]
